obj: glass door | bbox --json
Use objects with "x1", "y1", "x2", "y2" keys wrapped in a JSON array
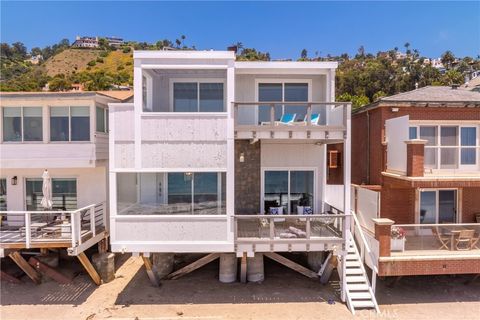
[{"x1": 419, "y1": 189, "x2": 457, "y2": 224}]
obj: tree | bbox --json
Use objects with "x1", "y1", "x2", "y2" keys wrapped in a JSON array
[
  {"x1": 300, "y1": 49, "x2": 308, "y2": 60},
  {"x1": 31, "y1": 47, "x2": 42, "y2": 56},
  {"x1": 439, "y1": 69, "x2": 464, "y2": 85},
  {"x1": 441, "y1": 50, "x2": 456, "y2": 69},
  {"x1": 49, "y1": 74, "x2": 72, "y2": 91},
  {"x1": 404, "y1": 42, "x2": 411, "y2": 55}
]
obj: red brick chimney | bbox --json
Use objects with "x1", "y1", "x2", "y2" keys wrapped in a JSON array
[{"x1": 404, "y1": 139, "x2": 428, "y2": 177}]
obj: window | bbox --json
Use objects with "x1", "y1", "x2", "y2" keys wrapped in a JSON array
[
  {"x1": 0, "y1": 178, "x2": 6, "y2": 211},
  {"x1": 461, "y1": 127, "x2": 476, "y2": 165},
  {"x1": 2, "y1": 107, "x2": 42, "y2": 142},
  {"x1": 96, "y1": 107, "x2": 107, "y2": 133},
  {"x1": 25, "y1": 178, "x2": 77, "y2": 210},
  {"x1": 173, "y1": 82, "x2": 224, "y2": 112},
  {"x1": 409, "y1": 127, "x2": 418, "y2": 139},
  {"x1": 419, "y1": 190, "x2": 457, "y2": 224},
  {"x1": 418, "y1": 125, "x2": 479, "y2": 169},
  {"x1": 264, "y1": 170, "x2": 314, "y2": 214},
  {"x1": 50, "y1": 107, "x2": 90, "y2": 141},
  {"x1": 258, "y1": 82, "x2": 309, "y2": 123},
  {"x1": 116, "y1": 172, "x2": 226, "y2": 215}
]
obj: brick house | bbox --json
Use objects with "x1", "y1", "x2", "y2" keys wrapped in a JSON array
[{"x1": 351, "y1": 86, "x2": 480, "y2": 277}]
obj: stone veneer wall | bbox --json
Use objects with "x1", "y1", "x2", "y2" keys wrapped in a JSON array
[{"x1": 235, "y1": 140, "x2": 261, "y2": 214}]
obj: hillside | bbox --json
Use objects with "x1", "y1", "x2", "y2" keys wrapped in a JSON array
[
  {"x1": 43, "y1": 48, "x2": 101, "y2": 76},
  {"x1": 91, "y1": 50, "x2": 133, "y2": 83}
]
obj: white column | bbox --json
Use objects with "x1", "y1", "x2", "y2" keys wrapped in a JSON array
[
  {"x1": 133, "y1": 60, "x2": 142, "y2": 169},
  {"x1": 343, "y1": 103, "x2": 352, "y2": 232},
  {"x1": 226, "y1": 61, "x2": 235, "y2": 244}
]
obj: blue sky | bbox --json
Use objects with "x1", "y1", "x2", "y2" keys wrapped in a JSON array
[{"x1": 1, "y1": 1, "x2": 479, "y2": 59}]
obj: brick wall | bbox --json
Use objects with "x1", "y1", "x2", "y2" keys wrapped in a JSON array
[
  {"x1": 463, "y1": 187, "x2": 480, "y2": 222},
  {"x1": 234, "y1": 140, "x2": 261, "y2": 214},
  {"x1": 379, "y1": 259, "x2": 480, "y2": 276},
  {"x1": 381, "y1": 176, "x2": 416, "y2": 223}
]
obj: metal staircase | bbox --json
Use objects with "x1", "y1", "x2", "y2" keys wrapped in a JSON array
[{"x1": 342, "y1": 230, "x2": 380, "y2": 314}]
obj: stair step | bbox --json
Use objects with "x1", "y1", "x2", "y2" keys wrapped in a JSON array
[
  {"x1": 349, "y1": 292, "x2": 372, "y2": 299},
  {"x1": 346, "y1": 268, "x2": 364, "y2": 275},
  {"x1": 348, "y1": 284, "x2": 370, "y2": 291},
  {"x1": 346, "y1": 261, "x2": 361, "y2": 267},
  {"x1": 346, "y1": 276, "x2": 367, "y2": 283},
  {"x1": 351, "y1": 300, "x2": 376, "y2": 308}
]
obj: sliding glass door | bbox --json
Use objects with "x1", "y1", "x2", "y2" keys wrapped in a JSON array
[
  {"x1": 263, "y1": 170, "x2": 314, "y2": 214},
  {"x1": 419, "y1": 189, "x2": 457, "y2": 224}
]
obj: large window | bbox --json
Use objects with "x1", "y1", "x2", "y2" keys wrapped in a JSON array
[
  {"x1": 264, "y1": 170, "x2": 314, "y2": 214},
  {"x1": 117, "y1": 172, "x2": 226, "y2": 215},
  {"x1": 173, "y1": 81, "x2": 224, "y2": 112},
  {"x1": 25, "y1": 178, "x2": 77, "y2": 211},
  {"x1": 412, "y1": 125, "x2": 479, "y2": 169},
  {"x1": 258, "y1": 82, "x2": 309, "y2": 124},
  {"x1": 2, "y1": 107, "x2": 42, "y2": 142},
  {"x1": 50, "y1": 107, "x2": 90, "y2": 141},
  {"x1": 419, "y1": 189, "x2": 457, "y2": 224}
]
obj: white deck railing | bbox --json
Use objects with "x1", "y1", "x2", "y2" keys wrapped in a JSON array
[{"x1": 0, "y1": 202, "x2": 106, "y2": 251}]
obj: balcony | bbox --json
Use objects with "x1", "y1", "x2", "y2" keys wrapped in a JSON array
[
  {"x1": 0, "y1": 202, "x2": 107, "y2": 256},
  {"x1": 233, "y1": 101, "x2": 350, "y2": 140}
]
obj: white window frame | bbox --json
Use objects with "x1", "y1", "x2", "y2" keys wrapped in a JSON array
[
  {"x1": 1, "y1": 106, "x2": 43, "y2": 143},
  {"x1": 412, "y1": 123, "x2": 480, "y2": 171},
  {"x1": 417, "y1": 188, "x2": 459, "y2": 224},
  {"x1": 169, "y1": 78, "x2": 227, "y2": 114},
  {"x1": 95, "y1": 106, "x2": 108, "y2": 133},
  {"x1": 260, "y1": 167, "x2": 316, "y2": 215},
  {"x1": 254, "y1": 79, "x2": 313, "y2": 124},
  {"x1": 49, "y1": 106, "x2": 91, "y2": 142}
]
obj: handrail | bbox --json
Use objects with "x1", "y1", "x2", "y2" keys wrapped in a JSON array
[
  {"x1": 233, "y1": 101, "x2": 350, "y2": 106},
  {"x1": 234, "y1": 214, "x2": 349, "y2": 218},
  {"x1": 0, "y1": 202, "x2": 106, "y2": 215},
  {"x1": 351, "y1": 210, "x2": 379, "y2": 293},
  {"x1": 394, "y1": 223, "x2": 480, "y2": 227}
]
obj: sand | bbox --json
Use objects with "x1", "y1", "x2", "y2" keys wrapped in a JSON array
[{"x1": 1, "y1": 253, "x2": 479, "y2": 320}]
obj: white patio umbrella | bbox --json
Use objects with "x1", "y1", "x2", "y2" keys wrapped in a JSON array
[{"x1": 40, "y1": 169, "x2": 53, "y2": 210}]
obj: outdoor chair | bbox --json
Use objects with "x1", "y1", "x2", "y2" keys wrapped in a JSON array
[
  {"x1": 431, "y1": 227, "x2": 450, "y2": 250},
  {"x1": 261, "y1": 113, "x2": 297, "y2": 126},
  {"x1": 455, "y1": 230, "x2": 476, "y2": 251},
  {"x1": 303, "y1": 113, "x2": 320, "y2": 125}
]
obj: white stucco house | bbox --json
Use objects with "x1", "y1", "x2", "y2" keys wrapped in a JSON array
[{"x1": 108, "y1": 50, "x2": 377, "y2": 313}]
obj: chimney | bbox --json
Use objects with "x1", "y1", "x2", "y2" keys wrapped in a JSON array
[
  {"x1": 405, "y1": 139, "x2": 428, "y2": 177},
  {"x1": 227, "y1": 45, "x2": 238, "y2": 54}
]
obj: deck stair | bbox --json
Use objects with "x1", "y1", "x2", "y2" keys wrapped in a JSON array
[{"x1": 342, "y1": 231, "x2": 379, "y2": 314}]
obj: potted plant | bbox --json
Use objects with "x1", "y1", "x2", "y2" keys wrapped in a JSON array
[{"x1": 391, "y1": 226, "x2": 406, "y2": 251}]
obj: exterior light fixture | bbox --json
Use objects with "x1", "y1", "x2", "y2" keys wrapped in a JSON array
[
  {"x1": 391, "y1": 107, "x2": 399, "y2": 112},
  {"x1": 11, "y1": 176, "x2": 18, "y2": 185},
  {"x1": 239, "y1": 153, "x2": 245, "y2": 163}
]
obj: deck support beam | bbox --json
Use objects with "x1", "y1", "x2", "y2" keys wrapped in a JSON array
[
  {"x1": 264, "y1": 252, "x2": 318, "y2": 279},
  {"x1": 28, "y1": 257, "x2": 72, "y2": 284},
  {"x1": 0, "y1": 270, "x2": 22, "y2": 284},
  {"x1": 141, "y1": 253, "x2": 160, "y2": 287},
  {"x1": 165, "y1": 253, "x2": 220, "y2": 280},
  {"x1": 77, "y1": 252, "x2": 101, "y2": 285},
  {"x1": 8, "y1": 251, "x2": 41, "y2": 284}
]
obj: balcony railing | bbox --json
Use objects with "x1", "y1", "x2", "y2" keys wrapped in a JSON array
[
  {"x1": 0, "y1": 202, "x2": 107, "y2": 255},
  {"x1": 233, "y1": 101, "x2": 350, "y2": 139},
  {"x1": 390, "y1": 223, "x2": 480, "y2": 256}
]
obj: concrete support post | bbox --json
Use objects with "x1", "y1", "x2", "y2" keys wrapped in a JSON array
[
  {"x1": 247, "y1": 253, "x2": 264, "y2": 282},
  {"x1": 219, "y1": 253, "x2": 237, "y2": 283},
  {"x1": 307, "y1": 251, "x2": 325, "y2": 272},
  {"x1": 152, "y1": 253, "x2": 175, "y2": 279},
  {"x1": 92, "y1": 252, "x2": 115, "y2": 283}
]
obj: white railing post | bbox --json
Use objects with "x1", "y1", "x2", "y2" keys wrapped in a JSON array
[
  {"x1": 24, "y1": 213, "x2": 31, "y2": 249},
  {"x1": 90, "y1": 206, "x2": 96, "y2": 237},
  {"x1": 102, "y1": 202, "x2": 107, "y2": 231}
]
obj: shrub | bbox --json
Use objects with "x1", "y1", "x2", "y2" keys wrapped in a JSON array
[
  {"x1": 96, "y1": 57, "x2": 104, "y2": 63},
  {"x1": 87, "y1": 60, "x2": 96, "y2": 67}
]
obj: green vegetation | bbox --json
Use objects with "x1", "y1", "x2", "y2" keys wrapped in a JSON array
[{"x1": 1, "y1": 38, "x2": 478, "y2": 102}]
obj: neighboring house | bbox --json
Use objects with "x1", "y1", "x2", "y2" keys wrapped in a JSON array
[
  {"x1": 24, "y1": 54, "x2": 43, "y2": 65},
  {"x1": 108, "y1": 50, "x2": 376, "y2": 313},
  {"x1": 352, "y1": 85, "x2": 480, "y2": 277},
  {"x1": 72, "y1": 36, "x2": 99, "y2": 48},
  {"x1": 72, "y1": 36, "x2": 124, "y2": 48},
  {"x1": 0, "y1": 91, "x2": 133, "y2": 283}
]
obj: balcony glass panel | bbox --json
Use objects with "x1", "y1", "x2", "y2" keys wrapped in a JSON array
[
  {"x1": 23, "y1": 107, "x2": 42, "y2": 141},
  {"x1": 440, "y1": 148, "x2": 458, "y2": 169},
  {"x1": 424, "y1": 148, "x2": 437, "y2": 168}
]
